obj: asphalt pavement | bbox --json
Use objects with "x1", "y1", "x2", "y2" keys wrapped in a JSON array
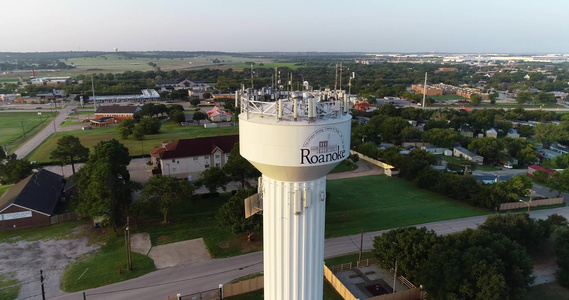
[
  {"x1": 51, "y1": 206, "x2": 569, "y2": 300},
  {"x1": 8, "y1": 101, "x2": 78, "y2": 159}
]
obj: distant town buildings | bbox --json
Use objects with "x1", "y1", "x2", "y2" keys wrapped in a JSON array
[{"x1": 30, "y1": 77, "x2": 72, "y2": 86}]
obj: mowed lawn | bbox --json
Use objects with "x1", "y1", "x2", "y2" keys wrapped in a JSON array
[
  {"x1": 325, "y1": 175, "x2": 489, "y2": 237},
  {"x1": 26, "y1": 122, "x2": 239, "y2": 163},
  {"x1": 0, "y1": 112, "x2": 54, "y2": 149}
]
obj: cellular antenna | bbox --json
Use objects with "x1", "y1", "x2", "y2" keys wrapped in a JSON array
[{"x1": 422, "y1": 72, "x2": 427, "y2": 109}]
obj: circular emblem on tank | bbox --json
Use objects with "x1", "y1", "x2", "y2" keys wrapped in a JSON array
[{"x1": 300, "y1": 126, "x2": 347, "y2": 165}]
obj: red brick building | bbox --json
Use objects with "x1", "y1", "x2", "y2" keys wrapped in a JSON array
[
  {"x1": 95, "y1": 106, "x2": 141, "y2": 123},
  {"x1": 0, "y1": 170, "x2": 65, "y2": 231}
]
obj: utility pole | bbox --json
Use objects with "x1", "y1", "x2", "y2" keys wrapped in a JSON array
[
  {"x1": 40, "y1": 270, "x2": 46, "y2": 300},
  {"x1": 21, "y1": 121, "x2": 26, "y2": 139},
  {"x1": 334, "y1": 64, "x2": 338, "y2": 91},
  {"x1": 393, "y1": 260, "x2": 397, "y2": 293},
  {"x1": 421, "y1": 72, "x2": 427, "y2": 109},
  {"x1": 339, "y1": 62, "x2": 343, "y2": 92},
  {"x1": 358, "y1": 228, "x2": 364, "y2": 263},
  {"x1": 91, "y1": 75, "x2": 96, "y2": 112},
  {"x1": 125, "y1": 217, "x2": 132, "y2": 271}
]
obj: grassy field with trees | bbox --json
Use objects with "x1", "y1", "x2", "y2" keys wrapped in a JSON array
[{"x1": 26, "y1": 122, "x2": 239, "y2": 163}]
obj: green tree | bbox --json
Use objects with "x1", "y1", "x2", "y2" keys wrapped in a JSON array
[
  {"x1": 222, "y1": 143, "x2": 260, "y2": 189},
  {"x1": 468, "y1": 137, "x2": 507, "y2": 165},
  {"x1": 479, "y1": 213, "x2": 548, "y2": 251},
  {"x1": 49, "y1": 136, "x2": 90, "y2": 174},
  {"x1": 421, "y1": 128, "x2": 461, "y2": 148},
  {"x1": 169, "y1": 109, "x2": 186, "y2": 123},
  {"x1": 470, "y1": 94, "x2": 482, "y2": 106},
  {"x1": 487, "y1": 175, "x2": 533, "y2": 208},
  {"x1": 0, "y1": 146, "x2": 6, "y2": 161},
  {"x1": 420, "y1": 229, "x2": 533, "y2": 300},
  {"x1": 193, "y1": 111, "x2": 208, "y2": 124},
  {"x1": 0, "y1": 156, "x2": 34, "y2": 184},
  {"x1": 516, "y1": 91, "x2": 533, "y2": 105},
  {"x1": 534, "y1": 123, "x2": 568, "y2": 148},
  {"x1": 556, "y1": 228, "x2": 569, "y2": 287},
  {"x1": 372, "y1": 227, "x2": 440, "y2": 282},
  {"x1": 379, "y1": 116, "x2": 409, "y2": 143},
  {"x1": 140, "y1": 175, "x2": 195, "y2": 223},
  {"x1": 401, "y1": 126, "x2": 422, "y2": 141},
  {"x1": 136, "y1": 118, "x2": 161, "y2": 134},
  {"x1": 216, "y1": 189, "x2": 261, "y2": 241},
  {"x1": 196, "y1": 167, "x2": 230, "y2": 195},
  {"x1": 132, "y1": 125, "x2": 145, "y2": 140},
  {"x1": 74, "y1": 139, "x2": 133, "y2": 234},
  {"x1": 548, "y1": 169, "x2": 569, "y2": 197},
  {"x1": 117, "y1": 118, "x2": 136, "y2": 139}
]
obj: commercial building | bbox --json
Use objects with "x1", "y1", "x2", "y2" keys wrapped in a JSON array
[
  {"x1": 149, "y1": 135, "x2": 238, "y2": 180},
  {"x1": 0, "y1": 170, "x2": 65, "y2": 231},
  {"x1": 30, "y1": 77, "x2": 72, "y2": 86},
  {"x1": 94, "y1": 105, "x2": 141, "y2": 122}
]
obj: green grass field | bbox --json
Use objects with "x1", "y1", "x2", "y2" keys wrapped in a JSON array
[
  {"x1": 0, "y1": 220, "x2": 88, "y2": 243},
  {"x1": 26, "y1": 122, "x2": 239, "y2": 163},
  {"x1": 431, "y1": 95, "x2": 465, "y2": 101},
  {"x1": 0, "y1": 184, "x2": 13, "y2": 198},
  {"x1": 0, "y1": 112, "x2": 57, "y2": 152},
  {"x1": 0, "y1": 272, "x2": 20, "y2": 300},
  {"x1": 325, "y1": 175, "x2": 489, "y2": 237}
]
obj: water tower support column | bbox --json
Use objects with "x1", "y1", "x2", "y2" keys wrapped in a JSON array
[{"x1": 263, "y1": 175, "x2": 326, "y2": 300}]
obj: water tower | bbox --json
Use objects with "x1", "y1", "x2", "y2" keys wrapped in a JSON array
[{"x1": 239, "y1": 88, "x2": 351, "y2": 300}]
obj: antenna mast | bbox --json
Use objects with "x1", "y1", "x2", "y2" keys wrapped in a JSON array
[
  {"x1": 251, "y1": 63, "x2": 254, "y2": 89},
  {"x1": 421, "y1": 72, "x2": 427, "y2": 109},
  {"x1": 91, "y1": 75, "x2": 96, "y2": 112}
]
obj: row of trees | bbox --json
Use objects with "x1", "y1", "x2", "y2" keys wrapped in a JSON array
[
  {"x1": 117, "y1": 118, "x2": 161, "y2": 140},
  {"x1": 373, "y1": 213, "x2": 568, "y2": 299}
]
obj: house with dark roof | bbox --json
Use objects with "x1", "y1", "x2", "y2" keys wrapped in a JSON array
[
  {"x1": 95, "y1": 105, "x2": 141, "y2": 122},
  {"x1": 459, "y1": 125, "x2": 475, "y2": 138},
  {"x1": 0, "y1": 170, "x2": 65, "y2": 231},
  {"x1": 149, "y1": 135, "x2": 239, "y2": 180},
  {"x1": 453, "y1": 146, "x2": 484, "y2": 164}
]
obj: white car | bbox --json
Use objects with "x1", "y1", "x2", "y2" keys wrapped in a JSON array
[{"x1": 503, "y1": 164, "x2": 513, "y2": 169}]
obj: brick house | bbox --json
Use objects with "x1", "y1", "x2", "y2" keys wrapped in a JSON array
[{"x1": 0, "y1": 170, "x2": 65, "y2": 231}]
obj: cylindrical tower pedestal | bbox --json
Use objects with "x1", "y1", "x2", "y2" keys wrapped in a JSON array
[{"x1": 262, "y1": 175, "x2": 326, "y2": 300}]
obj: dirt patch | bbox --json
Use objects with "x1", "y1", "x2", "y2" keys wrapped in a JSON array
[
  {"x1": 130, "y1": 233, "x2": 151, "y2": 255},
  {"x1": 0, "y1": 235, "x2": 99, "y2": 300}
]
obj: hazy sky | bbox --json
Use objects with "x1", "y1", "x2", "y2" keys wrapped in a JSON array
[{"x1": 1, "y1": 0, "x2": 568, "y2": 53}]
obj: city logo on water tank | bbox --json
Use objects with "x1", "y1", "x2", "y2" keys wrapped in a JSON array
[{"x1": 300, "y1": 126, "x2": 346, "y2": 165}]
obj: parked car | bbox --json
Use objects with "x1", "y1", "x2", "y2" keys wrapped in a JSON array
[{"x1": 503, "y1": 163, "x2": 513, "y2": 169}]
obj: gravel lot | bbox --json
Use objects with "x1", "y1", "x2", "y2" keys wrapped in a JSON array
[{"x1": 0, "y1": 227, "x2": 99, "y2": 300}]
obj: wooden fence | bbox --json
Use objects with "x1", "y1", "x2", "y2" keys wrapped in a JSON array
[
  {"x1": 368, "y1": 288, "x2": 422, "y2": 300},
  {"x1": 324, "y1": 264, "x2": 358, "y2": 300},
  {"x1": 222, "y1": 276, "x2": 263, "y2": 298},
  {"x1": 499, "y1": 197, "x2": 563, "y2": 211},
  {"x1": 50, "y1": 212, "x2": 78, "y2": 224}
]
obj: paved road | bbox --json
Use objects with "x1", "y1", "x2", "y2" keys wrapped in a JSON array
[
  {"x1": 51, "y1": 206, "x2": 569, "y2": 300},
  {"x1": 8, "y1": 101, "x2": 77, "y2": 159}
]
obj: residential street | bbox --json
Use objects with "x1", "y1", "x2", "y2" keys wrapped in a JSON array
[{"x1": 51, "y1": 206, "x2": 569, "y2": 300}]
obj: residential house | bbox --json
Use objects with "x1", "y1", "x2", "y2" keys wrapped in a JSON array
[
  {"x1": 453, "y1": 147, "x2": 484, "y2": 164},
  {"x1": 459, "y1": 125, "x2": 475, "y2": 138},
  {"x1": 486, "y1": 128, "x2": 498, "y2": 138},
  {"x1": 506, "y1": 129, "x2": 520, "y2": 139},
  {"x1": 149, "y1": 135, "x2": 239, "y2": 180},
  {"x1": 528, "y1": 165, "x2": 555, "y2": 177},
  {"x1": 422, "y1": 145, "x2": 448, "y2": 155},
  {"x1": 550, "y1": 144, "x2": 569, "y2": 155},
  {"x1": 0, "y1": 170, "x2": 65, "y2": 231}
]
